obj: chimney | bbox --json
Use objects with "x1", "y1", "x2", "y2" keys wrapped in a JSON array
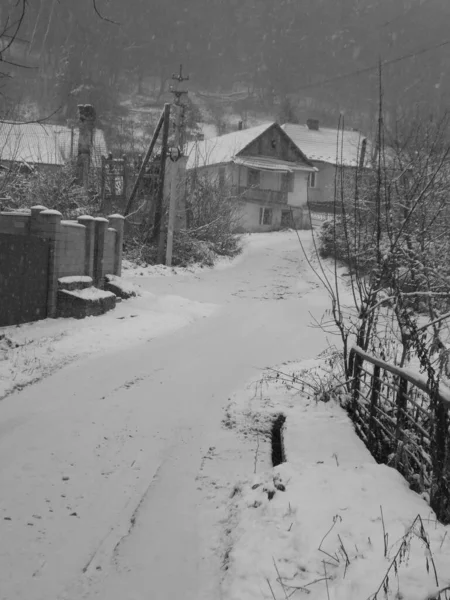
[
  {"x1": 306, "y1": 118, "x2": 319, "y2": 131},
  {"x1": 77, "y1": 104, "x2": 96, "y2": 189},
  {"x1": 238, "y1": 120, "x2": 243, "y2": 131}
]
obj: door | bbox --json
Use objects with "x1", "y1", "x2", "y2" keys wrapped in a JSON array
[{"x1": 0, "y1": 234, "x2": 50, "y2": 326}]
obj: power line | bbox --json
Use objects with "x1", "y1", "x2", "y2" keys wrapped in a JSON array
[
  {"x1": 296, "y1": 38, "x2": 450, "y2": 91},
  {"x1": 377, "y1": 0, "x2": 433, "y2": 30}
]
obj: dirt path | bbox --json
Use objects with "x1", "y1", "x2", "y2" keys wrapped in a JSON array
[{"x1": 0, "y1": 232, "x2": 330, "y2": 600}]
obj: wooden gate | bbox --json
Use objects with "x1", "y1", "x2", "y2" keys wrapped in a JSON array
[{"x1": 0, "y1": 234, "x2": 50, "y2": 327}]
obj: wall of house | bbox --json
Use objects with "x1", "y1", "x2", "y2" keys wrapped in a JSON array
[
  {"x1": 237, "y1": 201, "x2": 310, "y2": 233},
  {"x1": 307, "y1": 161, "x2": 336, "y2": 204},
  {"x1": 288, "y1": 171, "x2": 309, "y2": 207}
]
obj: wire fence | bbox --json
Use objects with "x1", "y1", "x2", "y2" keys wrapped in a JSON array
[{"x1": 349, "y1": 346, "x2": 450, "y2": 524}]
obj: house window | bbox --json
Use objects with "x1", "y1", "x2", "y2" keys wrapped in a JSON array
[
  {"x1": 248, "y1": 168, "x2": 260, "y2": 188},
  {"x1": 308, "y1": 172, "x2": 317, "y2": 188},
  {"x1": 259, "y1": 207, "x2": 273, "y2": 225}
]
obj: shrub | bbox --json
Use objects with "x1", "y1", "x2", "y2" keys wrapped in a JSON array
[{"x1": 0, "y1": 160, "x2": 97, "y2": 218}]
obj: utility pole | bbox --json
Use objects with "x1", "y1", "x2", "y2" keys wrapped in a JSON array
[{"x1": 165, "y1": 64, "x2": 189, "y2": 266}]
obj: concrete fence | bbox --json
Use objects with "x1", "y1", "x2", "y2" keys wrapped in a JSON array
[{"x1": 0, "y1": 206, "x2": 124, "y2": 321}]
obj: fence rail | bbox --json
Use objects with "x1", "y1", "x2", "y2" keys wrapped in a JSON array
[{"x1": 349, "y1": 345, "x2": 450, "y2": 524}]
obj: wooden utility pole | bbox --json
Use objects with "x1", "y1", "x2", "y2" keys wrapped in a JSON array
[
  {"x1": 165, "y1": 64, "x2": 189, "y2": 266},
  {"x1": 123, "y1": 108, "x2": 166, "y2": 217}
]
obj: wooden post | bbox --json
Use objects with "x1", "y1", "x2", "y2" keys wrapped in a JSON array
[
  {"x1": 100, "y1": 155, "x2": 106, "y2": 211},
  {"x1": 122, "y1": 154, "x2": 128, "y2": 200},
  {"x1": 368, "y1": 364, "x2": 381, "y2": 453},
  {"x1": 154, "y1": 103, "x2": 171, "y2": 261},
  {"x1": 124, "y1": 109, "x2": 165, "y2": 217},
  {"x1": 165, "y1": 104, "x2": 183, "y2": 267},
  {"x1": 165, "y1": 65, "x2": 189, "y2": 266},
  {"x1": 76, "y1": 104, "x2": 96, "y2": 190}
]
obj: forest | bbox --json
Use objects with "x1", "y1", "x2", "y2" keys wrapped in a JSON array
[{"x1": 1, "y1": 0, "x2": 450, "y2": 131}]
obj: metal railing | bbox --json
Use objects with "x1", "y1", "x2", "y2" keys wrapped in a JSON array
[{"x1": 349, "y1": 346, "x2": 450, "y2": 523}]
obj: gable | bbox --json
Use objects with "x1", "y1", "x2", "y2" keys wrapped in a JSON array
[{"x1": 239, "y1": 123, "x2": 312, "y2": 166}]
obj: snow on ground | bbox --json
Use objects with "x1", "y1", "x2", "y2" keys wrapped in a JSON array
[
  {"x1": 122, "y1": 251, "x2": 243, "y2": 278},
  {"x1": 221, "y1": 357, "x2": 450, "y2": 600},
  {"x1": 0, "y1": 288, "x2": 216, "y2": 400}
]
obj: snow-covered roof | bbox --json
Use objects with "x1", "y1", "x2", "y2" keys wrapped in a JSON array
[
  {"x1": 282, "y1": 123, "x2": 370, "y2": 167},
  {"x1": 186, "y1": 123, "x2": 273, "y2": 170},
  {"x1": 0, "y1": 122, "x2": 108, "y2": 168}
]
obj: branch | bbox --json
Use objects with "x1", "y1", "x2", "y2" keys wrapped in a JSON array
[
  {"x1": 92, "y1": 0, "x2": 120, "y2": 25},
  {"x1": 0, "y1": 106, "x2": 62, "y2": 125}
]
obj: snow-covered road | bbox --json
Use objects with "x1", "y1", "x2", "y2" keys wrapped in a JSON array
[{"x1": 0, "y1": 232, "x2": 330, "y2": 600}]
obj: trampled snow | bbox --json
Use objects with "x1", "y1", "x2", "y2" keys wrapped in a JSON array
[{"x1": 0, "y1": 231, "x2": 448, "y2": 600}]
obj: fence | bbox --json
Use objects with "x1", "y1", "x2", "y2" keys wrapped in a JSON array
[
  {"x1": 0, "y1": 206, "x2": 124, "y2": 325},
  {"x1": 349, "y1": 345, "x2": 450, "y2": 523}
]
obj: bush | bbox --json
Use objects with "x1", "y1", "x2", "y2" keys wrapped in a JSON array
[
  {"x1": 185, "y1": 173, "x2": 242, "y2": 255},
  {"x1": 0, "y1": 160, "x2": 97, "y2": 218},
  {"x1": 123, "y1": 171, "x2": 242, "y2": 268}
]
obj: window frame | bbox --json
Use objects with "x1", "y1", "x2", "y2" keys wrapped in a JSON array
[
  {"x1": 308, "y1": 172, "x2": 317, "y2": 188},
  {"x1": 248, "y1": 168, "x2": 261, "y2": 188},
  {"x1": 259, "y1": 207, "x2": 273, "y2": 226}
]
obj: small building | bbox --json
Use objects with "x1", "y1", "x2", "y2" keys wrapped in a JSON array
[
  {"x1": 185, "y1": 122, "x2": 317, "y2": 232},
  {"x1": 0, "y1": 121, "x2": 107, "y2": 173},
  {"x1": 282, "y1": 120, "x2": 370, "y2": 225}
]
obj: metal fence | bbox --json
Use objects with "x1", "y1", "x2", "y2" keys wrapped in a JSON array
[{"x1": 349, "y1": 346, "x2": 450, "y2": 524}]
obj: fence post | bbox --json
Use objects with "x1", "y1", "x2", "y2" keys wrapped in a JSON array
[
  {"x1": 122, "y1": 155, "x2": 129, "y2": 200},
  {"x1": 93, "y1": 217, "x2": 108, "y2": 288},
  {"x1": 39, "y1": 209, "x2": 62, "y2": 318},
  {"x1": 100, "y1": 156, "x2": 106, "y2": 211},
  {"x1": 108, "y1": 214, "x2": 125, "y2": 276},
  {"x1": 350, "y1": 348, "x2": 362, "y2": 416},
  {"x1": 77, "y1": 215, "x2": 95, "y2": 277},
  {"x1": 368, "y1": 364, "x2": 381, "y2": 452},
  {"x1": 430, "y1": 397, "x2": 450, "y2": 523}
]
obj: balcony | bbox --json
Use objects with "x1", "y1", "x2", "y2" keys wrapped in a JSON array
[{"x1": 237, "y1": 186, "x2": 288, "y2": 205}]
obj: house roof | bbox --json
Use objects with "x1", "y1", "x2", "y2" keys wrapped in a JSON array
[
  {"x1": 0, "y1": 122, "x2": 108, "y2": 168},
  {"x1": 186, "y1": 123, "x2": 273, "y2": 170},
  {"x1": 185, "y1": 122, "x2": 314, "y2": 171},
  {"x1": 282, "y1": 123, "x2": 370, "y2": 167}
]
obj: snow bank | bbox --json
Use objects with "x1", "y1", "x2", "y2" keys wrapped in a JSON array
[
  {"x1": 63, "y1": 287, "x2": 115, "y2": 300},
  {"x1": 58, "y1": 276, "x2": 93, "y2": 284},
  {"x1": 222, "y1": 359, "x2": 450, "y2": 600},
  {"x1": 122, "y1": 252, "x2": 244, "y2": 278},
  {"x1": 0, "y1": 289, "x2": 217, "y2": 400}
]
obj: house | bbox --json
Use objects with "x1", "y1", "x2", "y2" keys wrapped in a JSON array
[
  {"x1": 282, "y1": 119, "x2": 371, "y2": 225},
  {"x1": 185, "y1": 122, "x2": 317, "y2": 232},
  {"x1": 0, "y1": 121, "x2": 107, "y2": 173}
]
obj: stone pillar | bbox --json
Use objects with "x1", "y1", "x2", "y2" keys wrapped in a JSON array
[
  {"x1": 77, "y1": 215, "x2": 95, "y2": 278},
  {"x1": 77, "y1": 104, "x2": 96, "y2": 189},
  {"x1": 29, "y1": 205, "x2": 47, "y2": 235},
  {"x1": 108, "y1": 214, "x2": 125, "y2": 276},
  {"x1": 38, "y1": 209, "x2": 62, "y2": 318},
  {"x1": 93, "y1": 217, "x2": 108, "y2": 288}
]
